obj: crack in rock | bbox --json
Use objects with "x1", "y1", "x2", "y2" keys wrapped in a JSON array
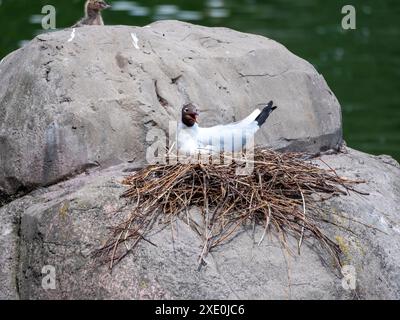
[
  {"x1": 154, "y1": 80, "x2": 169, "y2": 107},
  {"x1": 238, "y1": 68, "x2": 290, "y2": 79}
]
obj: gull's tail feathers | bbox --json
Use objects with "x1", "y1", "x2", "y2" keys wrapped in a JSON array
[{"x1": 255, "y1": 101, "x2": 277, "y2": 127}]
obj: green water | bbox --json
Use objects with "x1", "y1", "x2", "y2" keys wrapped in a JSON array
[{"x1": 1, "y1": 0, "x2": 399, "y2": 160}]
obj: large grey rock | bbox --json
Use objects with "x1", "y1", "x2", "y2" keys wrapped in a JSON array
[
  {"x1": 1, "y1": 147, "x2": 399, "y2": 299},
  {"x1": 0, "y1": 20, "x2": 342, "y2": 196}
]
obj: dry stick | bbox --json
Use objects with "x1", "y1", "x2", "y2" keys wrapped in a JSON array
[
  {"x1": 198, "y1": 172, "x2": 211, "y2": 269},
  {"x1": 211, "y1": 218, "x2": 245, "y2": 248},
  {"x1": 317, "y1": 157, "x2": 368, "y2": 196},
  {"x1": 298, "y1": 189, "x2": 306, "y2": 254},
  {"x1": 331, "y1": 211, "x2": 388, "y2": 235},
  {"x1": 123, "y1": 191, "x2": 142, "y2": 251},
  {"x1": 184, "y1": 175, "x2": 197, "y2": 227},
  {"x1": 110, "y1": 229, "x2": 125, "y2": 270},
  {"x1": 258, "y1": 204, "x2": 271, "y2": 246},
  {"x1": 123, "y1": 220, "x2": 134, "y2": 252},
  {"x1": 99, "y1": 148, "x2": 364, "y2": 270}
]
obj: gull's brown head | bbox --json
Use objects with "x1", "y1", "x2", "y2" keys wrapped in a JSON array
[
  {"x1": 182, "y1": 103, "x2": 199, "y2": 127},
  {"x1": 87, "y1": 0, "x2": 112, "y2": 11}
]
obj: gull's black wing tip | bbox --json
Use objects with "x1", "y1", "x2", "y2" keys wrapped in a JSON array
[{"x1": 255, "y1": 101, "x2": 277, "y2": 126}]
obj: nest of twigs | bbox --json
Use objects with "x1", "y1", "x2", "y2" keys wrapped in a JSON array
[{"x1": 95, "y1": 148, "x2": 364, "y2": 270}]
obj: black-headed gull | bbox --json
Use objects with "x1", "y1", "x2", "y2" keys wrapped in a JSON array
[{"x1": 177, "y1": 101, "x2": 277, "y2": 154}]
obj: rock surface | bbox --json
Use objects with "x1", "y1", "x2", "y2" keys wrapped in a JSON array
[
  {"x1": 0, "y1": 147, "x2": 399, "y2": 300},
  {"x1": 1, "y1": 20, "x2": 398, "y2": 300},
  {"x1": 0, "y1": 20, "x2": 342, "y2": 196}
]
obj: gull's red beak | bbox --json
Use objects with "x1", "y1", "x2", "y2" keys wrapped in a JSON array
[{"x1": 190, "y1": 112, "x2": 199, "y2": 123}]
